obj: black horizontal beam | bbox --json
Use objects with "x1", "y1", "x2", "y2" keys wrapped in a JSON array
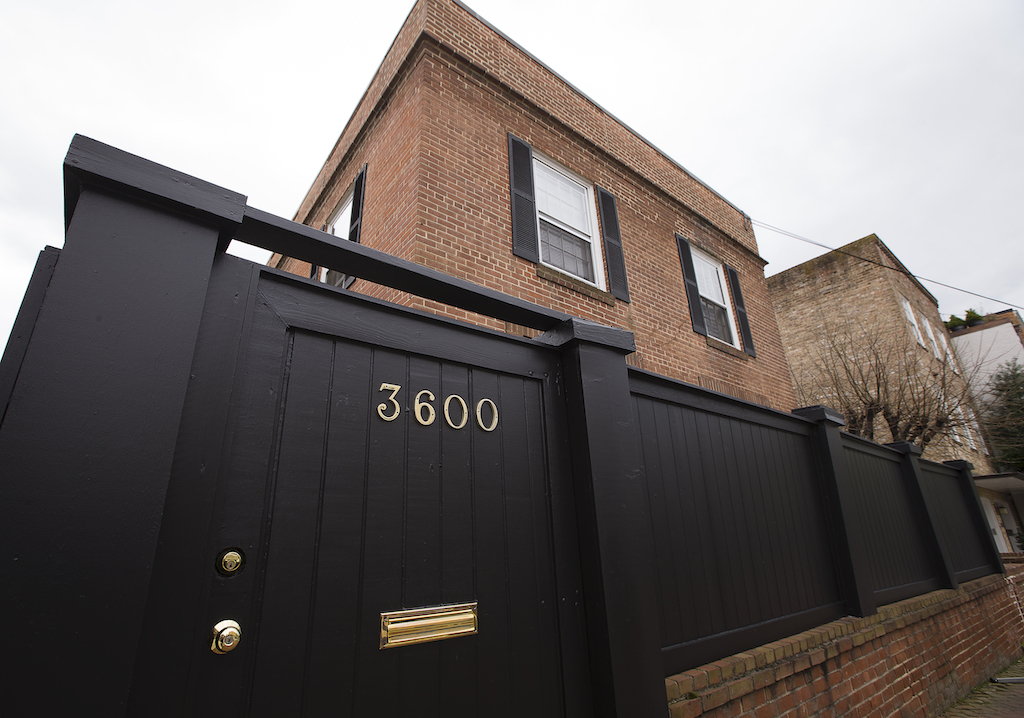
[
  {"x1": 236, "y1": 206, "x2": 574, "y2": 332},
  {"x1": 63, "y1": 135, "x2": 579, "y2": 333}
]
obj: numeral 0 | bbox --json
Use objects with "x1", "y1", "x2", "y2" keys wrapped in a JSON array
[{"x1": 443, "y1": 394, "x2": 468, "y2": 429}]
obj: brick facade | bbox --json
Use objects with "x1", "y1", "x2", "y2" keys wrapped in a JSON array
[
  {"x1": 768, "y1": 235, "x2": 995, "y2": 472},
  {"x1": 272, "y1": 0, "x2": 796, "y2": 411},
  {"x1": 665, "y1": 565, "x2": 1024, "y2": 718}
]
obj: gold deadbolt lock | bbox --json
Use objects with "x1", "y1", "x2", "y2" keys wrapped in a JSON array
[
  {"x1": 218, "y1": 549, "x2": 244, "y2": 575},
  {"x1": 211, "y1": 620, "x2": 242, "y2": 654}
]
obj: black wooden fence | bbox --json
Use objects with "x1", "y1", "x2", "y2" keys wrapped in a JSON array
[
  {"x1": 0, "y1": 136, "x2": 1003, "y2": 717},
  {"x1": 629, "y1": 369, "x2": 1004, "y2": 676}
]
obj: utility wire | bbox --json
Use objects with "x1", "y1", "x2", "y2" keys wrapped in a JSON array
[{"x1": 753, "y1": 220, "x2": 1024, "y2": 313}]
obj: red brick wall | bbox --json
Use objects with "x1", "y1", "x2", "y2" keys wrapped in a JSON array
[
  {"x1": 666, "y1": 567, "x2": 1024, "y2": 717},
  {"x1": 280, "y1": 0, "x2": 797, "y2": 411}
]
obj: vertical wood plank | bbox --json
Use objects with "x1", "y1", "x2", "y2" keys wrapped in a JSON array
[
  {"x1": 250, "y1": 330, "x2": 335, "y2": 716},
  {"x1": 303, "y1": 339, "x2": 374, "y2": 713}
]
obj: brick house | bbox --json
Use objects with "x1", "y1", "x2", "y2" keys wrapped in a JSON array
[
  {"x1": 766, "y1": 235, "x2": 1023, "y2": 550},
  {"x1": 270, "y1": 0, "x2": 796, "y2": 412}
]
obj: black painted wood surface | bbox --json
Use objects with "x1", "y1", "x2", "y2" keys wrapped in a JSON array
[
  {"x1": 629, "y1": 370, "x2": 844, "y2": 675},
  {"x1": 841, "y1": 436, "x2": 943, "y2": 604},
  {"x1": 134, "y1": 266, "x2": 587, "y2": 717},
  {"x1": 919, "y1": 461, "x2": 998, "y2": 580}
]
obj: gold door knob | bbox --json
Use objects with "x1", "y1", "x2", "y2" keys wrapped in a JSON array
[{"x1": 211, "y1": 620, "x2": 242, "y2": 654}]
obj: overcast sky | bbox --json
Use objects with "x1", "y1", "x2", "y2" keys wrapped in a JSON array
[{"x1": 2, "y1": 0, "x2": 1022, "y2": 347}]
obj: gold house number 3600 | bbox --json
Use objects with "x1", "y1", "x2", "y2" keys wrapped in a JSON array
[{"x1": 376, "y1": 383, "x2": 498, "y2": 431}]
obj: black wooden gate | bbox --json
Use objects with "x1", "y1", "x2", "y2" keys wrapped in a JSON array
[
  {"x1": 131, "y1": 257, "x2": 587, "y2": 716},
  {"x1": 0, "y1": 137, "x2": 666, "y2": 718}
]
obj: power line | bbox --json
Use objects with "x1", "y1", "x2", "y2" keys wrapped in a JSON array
[{"x1": 753, "y1": 220, "x2": 1024, "y2": 313}]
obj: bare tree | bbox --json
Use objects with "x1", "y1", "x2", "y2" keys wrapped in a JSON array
[{"x1": 791, "y1": 317, "x2": 981, "y2": 450}]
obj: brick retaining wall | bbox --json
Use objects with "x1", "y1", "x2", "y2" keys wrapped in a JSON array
[{"x1": 666, "y1": 565, "x2": 1024, "y2": 718}]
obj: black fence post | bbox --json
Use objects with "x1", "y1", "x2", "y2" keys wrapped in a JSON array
[
  {"x1": 792, "y1": 406, "x2": 876, "y2": 617},
  {"x1": 0, "y1": 136, "x2": 243, "y2": 713},
  {"x1": 888, "y1": 442, "x2": 958, "y2": 590},
  {"x1": 536, "y1": 318, "x2": 666, "y2": 718},
  {"x1": 945, "y1": 460, "x2": 1006, "y2": 574}
]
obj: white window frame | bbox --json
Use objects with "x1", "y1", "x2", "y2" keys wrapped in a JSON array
[
  {"x1": 922, "y1": 319, "x2": 942, "y2": 359},
  {"x1": 933, "y1": 326, "x2": 960, "y2": 374},
  {"x1": 318, "y1": 189, "x2": 355, "y2": 287},
  {"x1": 900, "y1": 296, "x2": 924, "y2": 346},
  {"x1": 965, "y1": 406, "x2": 988, "y2": 454},
  {"x1": 954, "y1": 405, "x2": 978, "y2": 450},
  {"x1": 532, "y1": 154, "x2": 606, "y2": 290},
  {"x1": 691, "y1": 247, "x2": 741, "y2": 349}
]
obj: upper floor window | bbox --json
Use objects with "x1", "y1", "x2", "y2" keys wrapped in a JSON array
[
  {"x1": 922, "y1": 319, "x2": 942, "y2": 359},
  {"x1": 316, "y1": 164, "x2": 366, "y2": 289},
  {"x1": 691, "y1": 249, "x2": 737, "y2": 346},
  {"x1": 933, "y1": 325, "x2": 960, "y2": 373},
  {"x1": 900, "y1": 296, "x2": 924, "y2": 345},
  {"x1": 676, "y1": 234, "x2": 756, "y2": 357},
  {"x1": 533, "y1": 157, "x2": 601, "y2": 286},
  {"x1": 328, "y1": 192, "x2": 354, "y2": 241},
  {"x1": 507, "y1": 133, "x2": 630, "y2": 302}
]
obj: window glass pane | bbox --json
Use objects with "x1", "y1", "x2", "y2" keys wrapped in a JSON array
[
  {"x1": 692, "y1": 253, "x2": 726, "y2": 305},
  {"x1": 701, "y1": 297, "x2": 733, "y2": 345},
  {"x1": 329, "y1": 197, "x2": 353, "y2": 241},
  {"x1": 900, "y1": 296, "x2": 923, "y2": 343},
  {"x1": 534, "y1": 161, "x2": 590, "y2": 235},
  {"x1": 539, "y1": 220, "x2": 595, "y2": 282},
  {"x1": 922, "y1": 320, "x2": 941, "y2": 358}
]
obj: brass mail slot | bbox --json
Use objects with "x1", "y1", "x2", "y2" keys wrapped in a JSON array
[{"x1": 379, "y1": 602, "x2": 478, "y2": 649}]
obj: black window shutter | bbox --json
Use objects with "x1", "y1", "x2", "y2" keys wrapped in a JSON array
[
  {"x1": 596, "y1": 186, "x2": 630, "y2": 302},
  {"x1": 676, "y1": 234, "x2": 706, "y2": 336},
  {"x1": 507, "y1": 134, "x2": 539, "y2": 263},
  {"x1": 348, "y1": 163, "x2": 367, "y2": 244},
  {"x1": 726, "y1": 266, "x2": 756, "y2": 357}
]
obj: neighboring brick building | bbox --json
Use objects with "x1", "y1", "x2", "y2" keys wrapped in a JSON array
[
  {"x1": 767, "y1": 234, "x2": 994, "y2": 472},
  {"x1": 270, "y1": 0, "x2": 796, "y2": 411}
]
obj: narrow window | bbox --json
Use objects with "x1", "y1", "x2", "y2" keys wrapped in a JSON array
[
  {"x1": 900, "y1": 296, "x2": 924, "y2": 345},
  {"x1": 533, "y1": 156, "x2": 603, "y2": 287},
  {"x1": 933, "y1": 324, "x2": 960, "y2": 374},
  {"x1": 922, "y1": 320, "x2": 942, "y2": 359},
  {"x1": 691, "y1": 250, "x2": 736, "y2": 346},
  {"x1": 318, "y1": 164, "x2": 367, "y2": 289}
]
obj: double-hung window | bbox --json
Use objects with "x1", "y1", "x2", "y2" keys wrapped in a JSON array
[
  {"x1": 534, "y1": 158, "x2": 600, "y2": 285},
  {"x1": 317, "y1": 164, "x2": 367, "y2": 289},
  {"x1": 676, "y1": 234, "x2": 756, "y2": 357},
  {"x1": 690, "y1": 249, "x2": 737, "y2": 346},
  {"x1": 507, "y1": 134, "x2": 630, "y2": 301},
  {"x1": 922, "y1": 319, "x2": 942, "y2": 359},
  {"x1": 934, "y1": 326, "x2": 960, "y2": 373},
  {"x1": 900, "y1": 296, "x2": 924, "y2": 345}
]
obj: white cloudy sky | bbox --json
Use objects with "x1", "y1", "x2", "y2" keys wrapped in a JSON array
[{"x1": 1, "y1": 0, "x2": 1022, "y2": 346}]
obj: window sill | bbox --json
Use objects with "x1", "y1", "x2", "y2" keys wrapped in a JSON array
[
  {"x1": 705, "y1": 335, "x2": 748, "y2": 360},
  {"x1": 535, "y1": 265, "x2": 616, "y2": 306}
]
